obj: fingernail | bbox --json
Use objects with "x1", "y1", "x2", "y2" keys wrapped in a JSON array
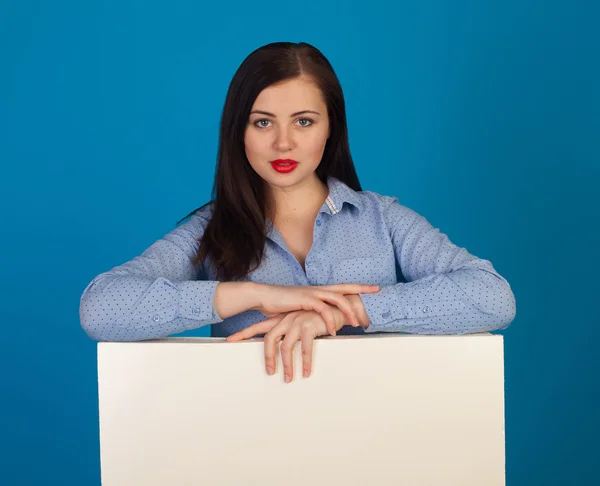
[
  {"x1": 303, "y1": 369, "x2": 309, "y2": 378},
  {"x1": 284, "y1": 374, "x2": 290, "y2": 383},
  {"x1": 266, "y1": 366, "x2": 273, "y2": 375}
]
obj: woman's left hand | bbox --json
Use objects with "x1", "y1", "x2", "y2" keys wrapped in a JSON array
[{"x1": 226, "y1": 301, "x2": 362, "y2": 382}]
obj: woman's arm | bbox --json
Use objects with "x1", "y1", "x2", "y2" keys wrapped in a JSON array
[
  {"x1": 79, "y1": 212, "x2": 233, "y2": 342},
  {"x1": 79, "y1": 212, "x2": 375, "y2": 342},
  {"x1": 358, "y1": 198, "x2": 516, "y2": 334}
]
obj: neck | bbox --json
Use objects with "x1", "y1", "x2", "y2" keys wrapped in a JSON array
[{"x1": 266, "y1": 175, "x2": 329, "y2": 223}]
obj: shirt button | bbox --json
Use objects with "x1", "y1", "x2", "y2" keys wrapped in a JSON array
[
  {"x1": 316, "y1": 220, "x2": 322, "y2": 226},
  {"x1": 153, "y1": 315, "x2": 160, "y2": 322},
  {"x1": 192, "y1": 307, "x2": 200, "y2": 315},
  {"x1": 422, "y1": 306, "x2": 430, "y2": 313}
]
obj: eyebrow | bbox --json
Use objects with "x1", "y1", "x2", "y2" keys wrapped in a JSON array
[{"x1": 249, "y1": 110, "x2": 321, "y2": 117}]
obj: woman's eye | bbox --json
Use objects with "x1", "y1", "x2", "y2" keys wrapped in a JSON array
[
  {"x1": 297, "y1": 118, "x2": 313, "y2": 127},
  {"x1": 254, "y1": 119, "x2": 271, "y2": 128}
]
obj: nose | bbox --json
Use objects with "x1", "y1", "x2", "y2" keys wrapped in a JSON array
[{"x1": 273, "y1": 125, "x2": 295, "y2": 152}]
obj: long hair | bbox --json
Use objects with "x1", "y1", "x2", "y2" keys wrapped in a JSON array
[{"x1": 177, "y1": 41, "x2": 362, "y2": 281}]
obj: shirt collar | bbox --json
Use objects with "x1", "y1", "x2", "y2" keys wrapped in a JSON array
[
  {"x1": 265, "y1": 176, "x2": 363, "y2": 243},
  {"x1": 321, "y1": 176, "x2": 364, "y2": 215}
]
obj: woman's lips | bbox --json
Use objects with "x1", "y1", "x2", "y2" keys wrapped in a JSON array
[{"x1": 270, "y1": 159, "x2": 299, "y2": 173}]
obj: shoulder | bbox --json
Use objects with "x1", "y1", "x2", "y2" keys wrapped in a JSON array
[
  {"x1": 193, "y1": 202, "x2": 215, "y2": 222},
  {"x1": 173, "y1": 201, "x2": 215, "y2": 235},
  {"x1": 356, "y1": 189, "x2": 421, "y2": 224},
  {"x1": 182, "y1": 201, "x2": 214, "y2": 222}
]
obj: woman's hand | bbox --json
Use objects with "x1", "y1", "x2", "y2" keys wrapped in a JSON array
[
  {"x1": 252, "y1": 283, "x2": 379, "y2": 337},
  {"x1": 227, "y1": 295, "x2": 370, "y2": 382}
]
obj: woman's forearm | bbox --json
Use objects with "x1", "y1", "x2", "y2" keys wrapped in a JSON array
[{"x1": 213, "y1": 282, "x2": 263, "y2": 319}]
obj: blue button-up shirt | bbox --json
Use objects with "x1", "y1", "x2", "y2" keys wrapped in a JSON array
[{"x1": 79, "y1": 177, "x2": 516, "y2": 341}]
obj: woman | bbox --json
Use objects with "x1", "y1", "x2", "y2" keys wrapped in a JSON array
[{"x1": 79, "y1": 41, "x2": 516, "y2": 382}]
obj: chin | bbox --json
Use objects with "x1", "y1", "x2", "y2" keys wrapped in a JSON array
[{"x1": 270, "y1": 171, "x2": 315, "y2": 187}]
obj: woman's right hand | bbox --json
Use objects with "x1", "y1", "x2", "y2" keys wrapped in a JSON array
[{"x1": 252, "y1": 283, "x2": 380, "y2": 336}]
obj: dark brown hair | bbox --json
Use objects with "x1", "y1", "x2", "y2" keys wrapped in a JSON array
[{"x1": 177, "y1": 41, "x2": 362, "y2": 281}]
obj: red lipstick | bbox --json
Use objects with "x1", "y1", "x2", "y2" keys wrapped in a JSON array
[{"x1": 270, "y1": 159, "x2": 299, "y2": 174}]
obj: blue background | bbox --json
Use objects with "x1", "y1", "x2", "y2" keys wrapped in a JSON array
[{"x1": 1, "y1": 1, "x2": 598, "y2": 484}]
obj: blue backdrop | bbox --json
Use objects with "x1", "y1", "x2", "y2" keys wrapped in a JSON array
[{"x1": 1, "y1": 1, "x2": 598, "y2": 484}]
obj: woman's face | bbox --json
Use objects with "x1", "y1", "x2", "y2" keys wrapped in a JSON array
[{"x1": 244, "y1": 76, "x2": 330, "y2": 190}]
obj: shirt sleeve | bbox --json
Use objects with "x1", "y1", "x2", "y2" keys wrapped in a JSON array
[
  {"x1": 79, "y1": 212, "x2": 223, "y2": 342},
  {"x1": 359, "y1": 198, "x2": 516, "y2": 334}
]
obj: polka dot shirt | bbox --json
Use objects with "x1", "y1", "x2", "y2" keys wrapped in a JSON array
[{"x1": 79, "y1": 177, "x2": 516, "y2": 341}]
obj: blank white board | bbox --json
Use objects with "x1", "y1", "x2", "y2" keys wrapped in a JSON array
[{"x1": 97, "y1": 333, "x2": 505, "y2": 485}]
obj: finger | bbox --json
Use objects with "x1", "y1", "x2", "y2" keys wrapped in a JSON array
[
  {"x1": 280, "y1": 322, "x2": 302, "y2": 383},
  {"x1": 226, "y1": 315, "x2": 284, "y2": 342},
  {"x1": 300, "y1": 322, "x2": 317, "y2": 378},
  {"x1": 322, "y1": 305, "x2": 338, "y2": 335},
  {"x1": 317, "y1": 292, "x2": 359, "y2": 327},
  {"x1": 310, "y1": 301, "x2": 335, "y2": 335},
  {"x1": 318, "y1": 284, "x2": 380, "y2": 294},
  {"x1": 264, "y1": 314, "x2": 294, "y2": 375},
  {"x1": 308, "y1": 299, "x2": 338, "y2": 336}
]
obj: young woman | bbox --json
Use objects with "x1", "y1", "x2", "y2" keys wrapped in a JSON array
[{"x1": 79, "y1": 42, "x2": 516, "y2": 382}]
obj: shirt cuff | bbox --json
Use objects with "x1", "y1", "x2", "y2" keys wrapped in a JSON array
[
  {"x1": 177, "y1": 280, "x2": 224, "y2": 323},
  {"x1": 359, "y1": 285, "x2": 466, "y2": 333}
]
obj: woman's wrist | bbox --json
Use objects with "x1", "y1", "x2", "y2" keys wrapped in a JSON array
[
  {"x1": 246, "y1": 282, "x2": 265, "y2": 311},
  {"x1": 346, "y1": 294, "x2": 370, "y2": 328}
]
